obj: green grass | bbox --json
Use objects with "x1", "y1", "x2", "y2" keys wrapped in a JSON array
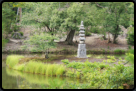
[
  {"x1": 13, "y1": 64, "x2": 25, "y2": 71},
  {"x1": 41, "y1": 64, "x2": 48, "y2": 74},
  {"x1": 56, "y1": 65, "x2": 66, "y2": 76},
  {"x1": 6, "y1": 54, "x2": 134, "y2": 89},
  {"x1": 114, "y1": 49, "x2": 125, "y2": 53},
  {"x1": 6, "y1": 55, "x2": 67, "y2": 76},
  {"x1": 7, "y1": 56, "x2": 67, "y2": 76},
  {"x1": 34, "y1": 62, "x2": 45, "y2": 74},
  {"x1": 6, "y1": 55, "x2": 24, "y2": 68},
  {"x1": 24, "y1": 61, "x2": 38, "y2": 73}
]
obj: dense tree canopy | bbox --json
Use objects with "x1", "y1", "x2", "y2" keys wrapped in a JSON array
[{"x1": 2, "y1": 2, "x2": 134, "y2": 46}]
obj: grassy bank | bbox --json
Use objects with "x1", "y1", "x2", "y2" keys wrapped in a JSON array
[
  {"x1": 2, "y1": 49, "x2": 128, "y2": 55},
  {"x1": 6, "y1": 54, "x2": 134, "y2": 89},
  {"x1": 6, "y1": 55, "x2": 66, "y2": 76}
]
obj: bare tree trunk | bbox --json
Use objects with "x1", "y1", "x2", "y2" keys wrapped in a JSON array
[
  {"x1": 16, "y1": 7, "x2": 19, "y2": 22},
  {"x1": 19, "y1": 7, "x2": 22, "y2": 23},
  {"x1": 112, "y1": 25, "x2": 119, "y2": 44},
  {"x1": 65, "y1": 29, "x2": 75, "y2": 45}
]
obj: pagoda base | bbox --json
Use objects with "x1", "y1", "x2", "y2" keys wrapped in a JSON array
[{"x1": 77, "y1": 44, "x2": 87, "y2": 58}]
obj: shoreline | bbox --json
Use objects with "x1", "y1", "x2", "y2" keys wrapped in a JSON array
[{"x1": 2, "y1": 49, "x2": 128, "y2": 55}]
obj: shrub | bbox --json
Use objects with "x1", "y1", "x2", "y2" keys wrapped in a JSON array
[
  {"x1": 125, "y1": 53, "x2": 134, "y2": 64},
  {"x1": 90, "y1": 26, "x2": 99, "y2": 33},
  {"x1": 127, "y1": 27, "x2": 134, "y2": 45},
  {"x1": 19, "y1": 31, "x2": 24, "y2": 36},
  {"x1": 61, "y1": 59, "x2": 69, "y2": 65},
  {"x1": 114, "y1": 49, "x2": 125, "y2": 53},
  {"x1": 128, "y1": 49, "x2": 134, "y2": 54},
  {"x1": 85, "y1": 31, "x2": 91, "y2": 36},
  {"x1": 12, "y1": 24, "x2": 20, "y2": 32}
]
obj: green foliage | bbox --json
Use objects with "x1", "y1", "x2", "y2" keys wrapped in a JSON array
[
  {"x1": 19, "y1": 31, "x2": 24, "y2": 36},
  {"x1": 97, "y1": 2, "x2": 131, "y2": 43},
  {"x1": 128, "y1": 49, "x2": 134, "y2": 54},
  {"x1": 114, "y1": 49, "x2": 125, "y2": 53},
  {"x1": 7, "y1": 56, "x2": 66, "y2": 76},
  {"x1": 11, "y1": 24, "x2": 21, "y2": 32},
  {"x1": 24, "y1": 60, "x2": 38, "y2": 73},
  {"x1": 103, "y1": 56, "x2": 117, "y2": 63},
  {"x1": 2, "y1": 37, "x2": 9, "y2": 48},
  {"x1": 128, "y1": 45, "x2": 132, "y2": 50},
  {"x1": 6, "y1": 54, "x2": 134, "y2": 89},
  {"x1": 22, "y1": 33, "x2": 57, "y2": 52},
  {"x1": 127, "y1": 27, "x2": 134, "y2": 45},
  {"x1": 13, "y1": 64, "x2": 25, "y2": 71},
  {"x1": 61, "y1": 59, "x2": 69, "y2": 65},
  {"x1": 56, "y1": 65, "x2": 66, "y2": 76},
  {"x1": 34, "y1": 62, "x2": 45, "y2": 74},
  {"x1": 63, "y1": 59, "x2": 134, "y2": 89},
  {"x1": 125, "y1": 53, "x2": 134, "y2": 64},
  {"x1": 85, "y1": 31, "x2": 91, "y2": 36},
  {"x1": 90, "y1": 26, "x2": 99, "y2": 33},
  {"x1": 2, "y1": 2, "x2": 17, "y2": 37},
  {"x1": 6, "y1": 55, "x2": 24, "y2": 68}
]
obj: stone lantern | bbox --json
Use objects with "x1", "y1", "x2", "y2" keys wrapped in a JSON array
[{"x1": 77, "y1": 21, "x2": 87, "y2": 58}]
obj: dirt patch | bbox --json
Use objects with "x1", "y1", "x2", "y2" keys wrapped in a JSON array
[{"x1": 3, "y1": 26, "x2": 132, "y2": 52}]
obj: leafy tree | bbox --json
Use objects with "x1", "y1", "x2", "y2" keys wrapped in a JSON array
[
  {"x1": 2, "y1": 2, "x2": 26, "y2": 40},
  {"x1": 60, "y1": 3, "x2": 85, "y2": 44},
  {"x1": 127, "y1": 26, "x2": 134, "y2": 45},
  {"x1": 97, "y1": 2, "x2": 131, "y2": 43},
  {"x1": 21, "y1": 33, "x2": 58, "y2": 58},
  {"x1": 2, "y1": 2, "x2": 16, "y2": 35}
]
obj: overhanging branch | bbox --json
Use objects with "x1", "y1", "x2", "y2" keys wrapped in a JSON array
[{"x1": 95, "y1": 2, "x2": 105, "y2": 8}]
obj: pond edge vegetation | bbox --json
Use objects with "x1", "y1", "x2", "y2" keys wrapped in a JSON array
[
  {"x1": 2, "y1": 49, "x2": 128, "y2": 54},
  {"x1": 5, "y1": 53, "x2": 134, "y2": 89}
]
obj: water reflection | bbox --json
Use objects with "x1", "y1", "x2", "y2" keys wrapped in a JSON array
[
  {"x1": 4, "y1": 67, "x2": 88, "y2": 89},
  {"x1": 2, "y1": 53, "x2": 126, "y2": 89}
]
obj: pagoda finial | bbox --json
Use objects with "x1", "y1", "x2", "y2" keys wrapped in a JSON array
[{"x1": 81, "y1": 21, "x2": 83, "y2": 25}]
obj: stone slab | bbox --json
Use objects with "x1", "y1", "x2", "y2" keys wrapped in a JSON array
[{"x1": 77, "y1": 44, "x2": 87, "y2": 58}]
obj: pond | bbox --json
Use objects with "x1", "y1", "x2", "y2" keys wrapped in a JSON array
[{"x1": 2, "y1": 53, "x2": 127, "y2": 89}]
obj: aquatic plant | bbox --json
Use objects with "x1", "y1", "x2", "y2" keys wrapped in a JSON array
[
  {"x1": 6, "y1": 55, "x2": 24, "y2": 68},
  {"x1": 34, "y1": 62, "x2": 45, "y2": 74},
  {"x1": 13, "y1": 64, "x2": 25, "y2": 71},
  {"x1": 24, "y1": 61, "x2": 38, "y2": 73},
  {"x1": 41, "y1": 64, "x2": 48, "y2": 75},
  {"x1": 56, "y1": 65, "x2": 66, "y2": 76}
]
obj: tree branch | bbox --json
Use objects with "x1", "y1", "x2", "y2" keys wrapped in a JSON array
[
  {"x1": 95, "y1": 2, "x2": 105, "y2": 8},
  {"x1": 46, "y1": 26, "x2": 52, "y2": 32}
]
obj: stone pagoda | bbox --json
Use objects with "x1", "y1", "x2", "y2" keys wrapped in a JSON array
[{"x1": 77, "y1": 21, "x2": 87, "y2": 58}]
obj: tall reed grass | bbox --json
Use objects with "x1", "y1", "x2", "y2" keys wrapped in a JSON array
[
  {"x1": 6, "y1": 55, "x2": 24, "y2": 68},
  {"x1": 24, "y1": 60, "x2": 66, "y2": 76}
]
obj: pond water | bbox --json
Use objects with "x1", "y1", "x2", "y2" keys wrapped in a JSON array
[{"x1": 2, "y1": 53, "x2": 126, "y2": 89}]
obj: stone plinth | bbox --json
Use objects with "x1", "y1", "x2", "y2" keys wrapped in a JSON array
[
  {"x1": 77, "y1": 21, "x2": 87, "y2": 58},
  {"x1": 77, "y1": 44, "x2": 87, "y2": 58}
]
